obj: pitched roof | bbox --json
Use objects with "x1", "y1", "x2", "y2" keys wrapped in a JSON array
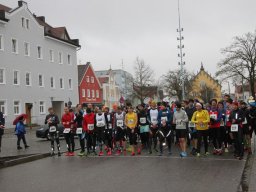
[
  {"x1": 77, "y1": 63, "x2": 90, "y2": 84},
  {"x1": 0, "y1": 4, "x2": 11, "y2": 12}
]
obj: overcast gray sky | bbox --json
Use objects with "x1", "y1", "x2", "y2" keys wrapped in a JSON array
[{"x1": 2, "y1": 0, "x2": 256, "y2": 91}]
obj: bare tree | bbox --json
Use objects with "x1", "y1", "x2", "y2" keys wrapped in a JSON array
[
  {"x1": 163, "y1": 69, "x2": 194, "y2": 101},
  {"x1": 133, "y1": 57, "x2": 155, "y2": 103},
  {"x1": 216, "y1": 31, "x2": 256, "y2": 96}
]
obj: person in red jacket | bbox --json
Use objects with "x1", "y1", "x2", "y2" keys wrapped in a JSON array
[
  {"x1": 62, "y1": 107, "x2": 75, "y2": 156},
  {"x1": 83, "y1": 108, "x2": 96, "y2": 155}
]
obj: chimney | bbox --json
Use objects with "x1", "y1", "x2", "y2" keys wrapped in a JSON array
[
  {"x1": 18, "y1": 1, "x2": 27, "y2": 7},
  {"x1": 37, "y1": 16, "x2": 45, "y2": 22}
]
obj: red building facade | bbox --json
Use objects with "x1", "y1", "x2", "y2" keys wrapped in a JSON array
[{"x1": 78, "y1": 62, "x2": 103, "y2": 105}]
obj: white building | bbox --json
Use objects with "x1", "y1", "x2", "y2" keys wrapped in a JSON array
[
  {"x1": 97, "y1": 69, "x2": 121, "y2": 108},
  {"x1": 0, "y1": 1, "x2": 80, "y2": 127}
]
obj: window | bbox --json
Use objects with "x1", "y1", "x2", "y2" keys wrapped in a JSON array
[
  {"x1": 86, "y1": 76, "x2": 90, "y2": 83},
  {"x1": 39, "y1": 74, "x2": 44, "y2": 87},
  {"x1": 0, "y1": 101, "x2": 6, "y2": 115},
  {"x1": 91, "y1": 90, "x2": 95, "y2": 98},
  {"x1": 39, "y1": 101, "x2": 46, "y2": 114},
  {"x1": 50, "y1": 77, "x2": 55, "y2": 88},
  {"x1": 87, "y1": 89, "x2": 90, "y2": 98},
  {"x1": 21, "y1": 17, "x2": 25, "y2": 28},
  {"x1": 96, "y1": 90, "x2": 99, "y2": 98},
  {"x1": 91, "y1": 77, "x2": 94, "y2": 83},
  {"x1": 0, "y1": 35, "x2": 3, "y2": 50},
  {"x1": 13, "y1": 70, "x2": 20, "y2": 85},
  {"x1": 26, "y1": 19, "x2": 29, "y2": 29},
  {"x1": 82, "y1": 89, "x2": 86, "y2": 97},
  {"x1": 24, "y1": 42, "x2": 30, "y2": 56},
  {"x1": 67, "y1": 54, "x2": 71, "y2": 65},
  {"x1": 14, "y1": 101, "x2": 20, "y2": 115},
  {"x1": 25, "y1": 72, "x2": 31, "y2": 86},
  {"x1": 60, "y1": 78, "x2": 64, "y2": 89},
  {"x1": 12, "y1": 39, "x2": 18, "y2": 53},
  {"x1": 49, "y1": 50, "x2": 54, "y2": 62},
  {"x1": 0, "y1": 69, "x2": 5, "y2": 84},
  {"x1": 37, "y1": 46, "x2": 42, "y2": 59},
  {"x1": 59, "y1": 52, "x2": 63, "y2": 64},
  {"x1": 68, "y1": 79, "x2": 72, "y2": 90}
]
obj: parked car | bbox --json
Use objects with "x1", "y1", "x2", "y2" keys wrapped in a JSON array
[{"x1": 36, "y1": 124, "x2": 65, "y2": 140}]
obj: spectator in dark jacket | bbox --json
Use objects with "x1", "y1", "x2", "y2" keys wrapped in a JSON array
[{"x1": 0, "y1": 111, "x2": 5, "y2": 152}]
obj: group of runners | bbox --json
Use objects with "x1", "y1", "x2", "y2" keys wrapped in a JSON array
[{"x1": 45, "y1": 94, "x2": 256, "y2": 160}]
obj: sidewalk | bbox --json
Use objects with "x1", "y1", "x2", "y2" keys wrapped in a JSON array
[{"x1": 248, "y1": 134, "x2": 256, "y2": 192}]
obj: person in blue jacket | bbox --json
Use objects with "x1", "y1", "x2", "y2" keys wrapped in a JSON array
[
  {"x1": 15, "y1": 116, "x2": 29, "y2": 150},
  {"x1": 157, "y1": 102, "x2": 172, "y2": 128}
]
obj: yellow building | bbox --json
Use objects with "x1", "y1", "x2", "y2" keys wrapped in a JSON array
[{"x1": 190, "y1": 64, "x2": 222, "y2": 102}]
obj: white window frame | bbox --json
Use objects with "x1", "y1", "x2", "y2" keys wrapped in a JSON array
[
  {"x1": 25, "y1": 72, "x2": 32, "y2": 86},
  {"x1": 11, "y1": 38, "x2": 18, "y2": 54},
  {"x1": 0, "y1": 34, "x2": 4, "y2": 51},
  {"x1": 91, "y1": 90, "x2": 95, "y2": 98},
  {"x1": 87, "y1": 89, "x2": 91, "y2": 98},
  {"x1": 58, "y1": 52, "x2": 63, "y2": 64},
  {"x1": 38, "y1": 74, "x2": 44, "y2": 87},
  {"x1": 39, "y1": 101, "x2": 46, "y2": 114},
  {"x1": 68, "y1": 78, "x2": 73, "y2": 90},
  {"x1": 13, "y1": 70, "x2": 20, "y2": 85},
  {"x1": 49, "y1": 50, "x2": 54, "y2": 62},
  {"x1": 0, "y1": 68, "x2": 6, "y2": 84},
  {"x1": 96, "y1": 90, "x2": 100, "y2": 98},
  {"x1": 59, "y1": 77, "x2": 64, "y2": 89},
  {"x1": 82, "y1": 89, "x2": 86, "y2": 98},
  {"x1": 50, "y1": 77, "x2": 55, "y2": 89},
  {"x1": 86, "y1": 76, "x2": 90, "y2": 83},
  {"x1": 24, "y1": 42, "x2": 30, "y2": 56},
  {"x1": 37, "y1": 46, "x2": 43, "y2": 59},
  {"x1": 67, "y1": 54, "x2": 71, "y2": 65},
  {"x1": 91, "y1": 77, "x2": 94, "y2": 83},
  {"x1": 0, "y1": 100, "x2": 7, "y2": 115},
  {"x1": 13, "y1": 100, "x2": 21, "y2": 115}
]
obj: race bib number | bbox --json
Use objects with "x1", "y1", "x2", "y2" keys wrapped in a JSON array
[
  {"x1": 128, "y1": 119, "x2": 134, "y2": 125},
  {"x1": 231, "y1": 124, "x2": 238, "y2": 132},
  {"x1": 151, "y1": 117, "x2": 157, "y2": 124},
  {"x1": 117, "y1": 120, "x2": 124, "y2": 127},
  {"x1": 63, "y1": 128, "x2": 71, "y2": 133},
  {"x1": 108, "y1": 123, "x2": 112, "y2": 129},
  {"x1": 107, "y1": 115, "x2": 111, "y2": 122},
  {"x1": 97, "y1": 122, "x2": 105, "y2": 127},
  {"x1": 210, "y1": 114, "x2": 217, "y2": 120},
  {"x1": 161, "y1": 117, "x2": 168, "y2": 122},
  {"x1": 88, "y1": 124, "x2": 94, "y2": 130},
  {"x1": 242, "y1": 118, "x2": 247, "y2": 125},
  {"x1": 76, "y1": 128, "x2": 83, "y2": 134},
  {"x1": 176, "y1": 120, "x2": 184, "y2": 126},
  {"x1": 188, "y1": 121, "x2": 195, "y2": 128},
  {"x1": 49, "y1": 126, "x2": 56, "y2": 132},
  {"x1": 140, "y1": 117, "x2": 146, "y2": 124}
]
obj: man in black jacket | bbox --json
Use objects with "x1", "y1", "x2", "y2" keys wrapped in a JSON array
[
  {"x1": 0, "y1": 111, "x2": 5, "y2": 152},
  {"x1": 45, "y1": 107, "x2": 61, "y2": 156}
]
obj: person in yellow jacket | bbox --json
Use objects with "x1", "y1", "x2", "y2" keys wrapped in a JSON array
[
  {"x1": 191, "y1": 102, "x2": 210, "y2": 157},
  {"x1": 125, "y1": 106, "x2": 139, "y2": 156}
]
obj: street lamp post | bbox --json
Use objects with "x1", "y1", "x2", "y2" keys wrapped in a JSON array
[{"x1": 177, "y1": 0, "x2": 185, "y2": 100}]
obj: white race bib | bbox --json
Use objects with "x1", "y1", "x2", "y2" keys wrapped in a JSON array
[
  {"x1": 151, "y1": 117, "x2": 157, "y2": 125},
  {"x1": 108, "y1": 123, "x2": 112, "y2": 129},
  {"x1": 220, "y1": 121, "x2": 225, "y2": 126},
  {"x1": 210, "y1": 114, "x2": 217, "y2": 120},
  {"x1": 76, "y1": 127, "x2": 83, "y2": 134},
  {"x1": 140, "y1": 117, "x2": 146, "y2": 124},
  {"x1": 63, "y1": 128, "x2": 71, "y2": 133},
  {"x1": 49, "y1": 126, "x2": 57, "y2": 132},
  {"x1": 161, "y1": 117, "x2": 168, "y2": 123},
  {"x1": 231, "y1": 124, "x2": 238, "y2": 132},
  {"x1": 88, "y1": 124, "x2": 94, "y2": 131},
  {"x1": 117, "y1": 120, "x2": 124, "y2": 127},
  {"x1": 128, "y1": 119, "x2": 134, "y2": 125},
  {"x1": 188, "y1": 121, "x2": 195, "y2": 128},
  {"x1": 97, "y1": 121, "x2": 105, "y2": 127},
  {"x1": 176, "y1": 120, "x2": 184, "y2": 126}
]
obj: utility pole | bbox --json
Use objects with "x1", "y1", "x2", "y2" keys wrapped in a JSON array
[{"x1": 177, "y1": 0, "x2": 185, "y2": 100}]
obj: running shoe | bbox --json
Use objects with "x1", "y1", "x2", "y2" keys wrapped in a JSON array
[
  {"x1": 180, "y1": 152, "x2": 187, "y2": 157},
  {"x1": 213, "y1": 149, "x2": 217, "y2": 155},
  {"x1": 224, "y1": 148, "x2": 229, "y2": 153},
  {"x1": 116, "y1": 149, "x2": 121, "y2": 156},
  {"x1": 137, "y1": 148, "x2": 141, "y2": 155},
  {"x1": 17, "y1": 146, "x2": 22, "y2": 150},
  {"x1": 205, "y1": 152, "x2": 210, "y2": 156},
  {"x1": 131, "y1": 152, "x2": 135, "y2": 156},
  {"x1": 65, "y1": 152, "x2": 70, "y2": 156},
  {"x1": 218, "y1": 150, "x2": 223, "y2": 156},
  {"x1": 107, "y1": 149, "x2": 112, "y2": 156},
  {"x1": 99, "y1": 151, "x2": 104, "y2": 156},
  {"x1": 25, "y1": 145, "x2": 30, "y2": 149},
  {"x1": 69, "y1": 152, "x2": 75, "y2": 156},
  {"x1": 196, "y1": 153, "x2": 200, "y2": 157},
  {"x1": 78, "y1": 151, "x2": 85, "y2": 156}
]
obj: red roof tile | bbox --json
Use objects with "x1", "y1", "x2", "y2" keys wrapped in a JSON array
[{"x1": 0, "y1": 4, "x2": 11, "y2": 12}]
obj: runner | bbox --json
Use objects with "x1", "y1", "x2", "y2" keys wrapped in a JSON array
[
  {"x1": 114, "y1": 106, "x2": 126, "y2": 155},
  {"x1": 95, "y1": 108, "x2": 108, "y2": 156},
  {"x1": 45, "y1": 107, "x2": 61, "y2": 156},
  {"x1": 225, "y1": 98, "x2": 234, "y2": 152},
  {"x1": 229, "y1": 102, "x2": 245, "y2": 160},
  {"x1": 191, "y1": 103, "x2": 210, "y2": 157},
  {"x1": 209, "y1": 99, "x2": 222, "y2": 155},
  {"x1": 74, "y1": 104, "x2": 86, "y2": 156},
  {"x1": 218, "y1": 102, "x2": 226, "y2": 154},
  {"x1": 104, "y1": 107, "x2": 113, "y2": 156},
  {"x1": 240, "y1": 101, "x2": 251, "y2": 154},
  {"x1": 173, "y1": 103, "x2": 188, "y2": 157},
  {"x1": 62, "y1": 107, "x2": 75, "y2": 156},
  {"x1": 0, "y1": 111, "x2": 5, "y2": 153},
  {"x1": 125, "y1": 106, "x2": 139, "y2": 156},
  {"x1": 83, "y1": 107, "x2": 96, "y2": 155},
  {"x1": 137, "y1": 104, "x2": 151, "y2": 154},
  {"x1": 148, "y1": 101, "x2": 159, "y2": 153}
]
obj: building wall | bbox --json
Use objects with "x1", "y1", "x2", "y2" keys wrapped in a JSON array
[
  {"x1": 0, "y1": 3, "x2": 79, "y2": 127},
  {"x1": 79, "y1": 66, "x2": 102, "y2": 104}
]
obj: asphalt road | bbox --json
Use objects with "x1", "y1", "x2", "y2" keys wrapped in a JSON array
[{"x1": 0, "y1": 154, "x2": 245, "y2": 192}]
